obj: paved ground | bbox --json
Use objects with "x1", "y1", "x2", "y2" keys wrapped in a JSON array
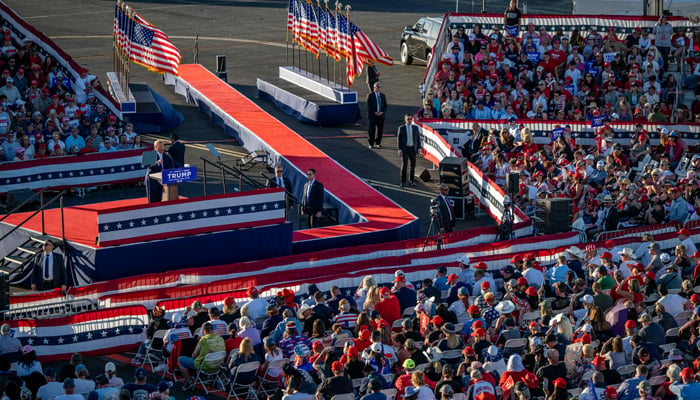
[{"x1": 6, "y1": 0, "x2": 572, "y2": 397}]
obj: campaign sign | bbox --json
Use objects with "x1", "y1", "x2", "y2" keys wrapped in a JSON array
[
  {"x1": 551, "y1": 127, "x2": 565, "y2": 141},
  {"x1": 526, "y1": 51, "x2": 541, "y2": 63},
  {"x1": 162, "y1": 167, "x2": 197, "y2": 184},
  {"x1": 603, "y1": 52, "x2": 616, "y2": 63},
  {"x1": 505, "y1": 25, "x2": 519, "y2": 37},
  {"x1": 591, "y1": 114, "x2": 609, "y2": 128}
]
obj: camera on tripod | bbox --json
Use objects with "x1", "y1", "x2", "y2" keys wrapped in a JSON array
[{"x1": 429, "y1": 199, "x2": 441, "y2": 217}]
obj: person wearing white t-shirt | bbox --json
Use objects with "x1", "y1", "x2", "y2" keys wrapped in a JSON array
[
  {"x1": 241, "y1": 286, "x2": 268, "y2": 320},
  {"x1": 678, "y1": 229, "x2": 698, "y2": 259},
  {"x1": 522, "y1": 264, "x2": 545, "y2": 288},
  {"x1": 617, "y1": 248, "x2": 637, "y2": 279},
  {"x1": 54, "y1": 378, "x2": 84, "y2": 400},
  {"x1": 657, "y1": 288, "x2": 687, "y2": 317},
  {"x1": 37, "y1": 368, "x2": 64, "y2": 400}
]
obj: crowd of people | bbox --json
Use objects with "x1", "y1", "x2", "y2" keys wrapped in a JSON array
[
  {"x1": 107, "y1": 248, "x2": 700, "y2": 400},
  {"x1": 0, "y1": 31, "x2": 146, "y2": 163},
  {"x1": 417, "y1": 12, "x2": 700, "y2": 124}
]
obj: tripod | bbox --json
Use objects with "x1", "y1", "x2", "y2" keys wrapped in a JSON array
[
  {"x1": 423, "y1": 211, "x2": 444, "y2": 250},
  {"x1": 496, "y1": 195, "x2": 515, "y2": 242}
]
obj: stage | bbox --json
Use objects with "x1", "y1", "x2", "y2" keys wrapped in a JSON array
[
  {"x1": 166, "y1": 64, "x2": 419, "y2": 253},
  {"x1": 0, "y1": 194, "x2": 293, "y2": 285}
]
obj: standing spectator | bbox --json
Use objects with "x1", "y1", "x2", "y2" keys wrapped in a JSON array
[
  {"x1": 104, "y1": 362, "x2": 123, "y2": 388},
  {"x1": 93, "y1": 375, "x2": 119, "y2": 400},
  {"x1": 73, "y1": 364, "x2": 95, "y2": 395},
  {"x1": 15, "y1": 345, "x2": 42, "y2": 378},
  {"x1": 367, "y1": 82, "x2": 387, "y2": 149},
  {"x1": 315, "y1": 361, "x2": 354, "y2": 400},
  {"x1": 121, "y1": 368, "x2": 156, "y2": 399},
  {"x1": 168, "y1": 132, "x2": 185, "y2": 167},
  {"x1": 653, "y1": 16, "x2": 673, "y2": 65},
  {"x1": 503, "y1": 0, "x2": 521, "y2": 38},
  {"x1": 0, "y1": 78, "x2": 21, "y2": 104}
]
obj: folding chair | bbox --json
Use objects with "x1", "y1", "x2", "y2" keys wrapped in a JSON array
[
  {"x1": 193, "y1": 351, "x2": 227, "y2": 394},
  {"x1": 666, "y1": 327, "x2": 680, "y2": 342},
  {"x1": 568, "y1": 388, "x2": 583, "y2": 398},
  {"x1": 141, "y1": 330, "x2": 167, "y2": 370},
  {"x1": 438, "y1": 349, "x2": 463, "y2": 366},
  {"x1": 456, "y1": 312, "x2": 470, "y2": 324},
  {"x1": 257, "y1": 358, "x2": 287, "y2": 397},
  {"x1": 648, "y1": 375, "x2": 668, "y2": 387},
  {"x1": 659, "y1": 343, "x2": 677, "y2": 355},
  {"x1": 617, "y1": 364, "x2": 636, "y2": 380},
  {"x1": 331, "y1": 394, "x2": 355, "y2": 400},
  {"x1": 414, "y1": 363, "x2": 429, "y2": 372},
  {"x1": 674, "y1": 310, "x2": 692, "y2": 326},
  {"x1": 227, "y1": 360, "x2": 261, "y2": 400}
]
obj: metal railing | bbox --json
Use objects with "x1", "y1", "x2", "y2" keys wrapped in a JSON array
[
  {"x1": 671, "y1": 46, "x2": 685, "y2": 122},
  {"x1": 0, "y1": 190, "x2": 67, "y2": 245},
  {"x1": 200, "y1": 157, "x2": 265, "y2": 195},
  {"x1": 1, "y1": 298, "x2": 95, "y2": 321}
]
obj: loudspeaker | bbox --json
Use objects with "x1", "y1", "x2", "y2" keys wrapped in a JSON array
[
  {"x1": 439, "y1": 157, "x2": 469, "y2": 197},
  {"x1": 505, "y1": 173, "x2": 519, "y2": 195},
  {"x1": 419, "y1": 169, "x2": 432, "y2": 182},
  {"x1": 449, "y1": 194, "x2": 475, "y2": 220},
  {"x1": 535, "y1": 198, "x2": 572, "y2": 234}
]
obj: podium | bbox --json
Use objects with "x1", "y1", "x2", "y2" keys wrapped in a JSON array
[{"x1": 148, "y1": 173, "x2": 179, "y2": 202}]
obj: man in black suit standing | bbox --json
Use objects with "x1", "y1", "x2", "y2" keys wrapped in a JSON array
[
  {"x1": 435, "y1": 184, "x2": 456, "y2": 233},
  {"x1": 302, "y1": 168, "x2": 324, "y2": 228},
  {"x1": 366, "y1": 82, "x2": 387, "y2": 149},
  {"x1": 30, "y1": 240, "x2": 67, "y2": 292},
  {"x1": 146, "y1": 139, "x2": 175, "y2": 203},
  {"x1": 266, "y1": 164, "x2": 295, "y2": 209},
  {"x1": 168, "y1": 133, "x2": 185, "y2": 167},
  {"x1": 397, "y1": 114, "x2": 421, "y2": 187}
]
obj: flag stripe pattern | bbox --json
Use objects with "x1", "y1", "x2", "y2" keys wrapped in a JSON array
[
  {"x1": 96, "y1": 189, "x2": 286, "y2": 246},
  {"x1": 7, "y1": 306, "x2": 148, "y2": 362},
  {"x1": 113, "y1": 2, "x2": 182, "y2": 75}
]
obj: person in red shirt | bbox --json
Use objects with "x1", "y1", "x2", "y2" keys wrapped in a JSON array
[
  {"x1": 353, "y1": 328, "x2": 372, "y2": 353},
  {"x1": 395, "y1": 359, "x2": 436, "y2": 394},
  {"x1": 44, "y1": 94, "x2": 65, "y2": 118},
  {"x1": 375, "y1": 287, "x2": 401, "y2": 324},
  {"x1": 548, "y1": 40, "x2": 567, "y2": 75},
  {"x1": 79, "y1": 137, "x2": 98, "y2": 155},
  {"x1": 538, "y1": 53, "x2": 557, "y2": 75}
]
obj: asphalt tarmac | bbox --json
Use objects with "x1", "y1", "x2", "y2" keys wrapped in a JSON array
[{"x1": 5, "y1": 0, "x2": 573, "y2": 397}]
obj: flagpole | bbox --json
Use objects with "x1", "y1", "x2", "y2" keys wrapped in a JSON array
[
  {"x1": 335, "y1": 1, "x2": 341, "y2": 86},
  {"x1": 345, "y1": 4, "x2": 352, "y2": 89},
  {"x1": 194, "y1": 34, "x2": 199, "y2": 64}
]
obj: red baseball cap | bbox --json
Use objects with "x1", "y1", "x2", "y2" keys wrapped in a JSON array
[
  {"x1": 553, "y1": 378, "x2": 566, "y2": 389},
  {"x1": 592, "y1": 356, "x2": 606, "y2": 366},
  {"x1": 517, "y1": 277, "x2": 528, "y2": 286},
  {"x1": 691, "y1": 251, "x2": 700, "y2": 258},
  {"x1": 475, "y1": 393, "x2": 496, "y2": 400},
  {"x1": 678, "y1": 228, "x2": 690, "y2": 236},
  {"x1": 605, "y1": 387, "x2": 617, "y2": 399},
  {"x1": 313, "y1": 341, "x2": 324, "y2": 349},
  {"x1": 468, "y1": 305, "x2": 480, "y2": 314},
  {"x1": 690, "y1": 294, "x2": 700, "y2": 303},
  {"x1": 471, "y1": 327, "x2": 486, "y2": 337},
  {"x1": 431, "y1": 316, "x2": 444, "y2": 326},
  {"x1": 601, "y1": 252, "x2": 613, "y2": 259},
  {"x1": 379, "y1": 287, "x2": 391, "y2": 296},
  {"x1": 511, "y1": 255, "x2": 523, "y2": 263},
  {"x1": 624, "y1": 320, "x2": 637, "y2": 329},
  {"x1": 580, "y1": 333, "x2": 591, "y2": 344},
  {"x1": 481, "y1": 281, "x2": 490, "y2": 290},
  {"x1": 681, "y1": 367, "x2": 695, "y2": 378},
  {"x1": 462, "y1": 346, "x2": 475, "y2": 356},
  {"x1": 331, "y1": 361, "x2": 344, "y2": 371},
  {"x1": 224, "y1": 296, "x2": 235, "y2": 306},
  {"x1": 645, "y1": 271, "x2": 655, "y2": 281},
  {"x1": 474, "y1": 262, "x2": 487, "y2": 270},
  {"x1": 529, "y1": 320, "x2": 541, "y2": 329},
  {"x1": 246, "y1": 287, "x2": 258, "y2": 297},
  {"x1": 447, "y1": 274, "x2": 459, "y2": 282},
  {"x1": 525, "y1": 287, "x2": 537, "y2": 296}
]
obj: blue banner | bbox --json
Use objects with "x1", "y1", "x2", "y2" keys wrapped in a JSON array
[
  {"x1": 551, "y1": 127, "x2": 565, "y2": 141},
  {"x1": 591, "y1": 114, "x2": 609, "y2": 128},
  {"x1": 162, "y1": 166, "x2": 198, "y2": 184},
  {"x1": 505, "y1": 25, "x2": 519, "y2": 37},
  {"x1": 526, "y1": 51, "x2": 541, "y2": 63}
]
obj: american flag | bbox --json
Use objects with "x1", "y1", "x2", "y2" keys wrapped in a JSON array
[
  {"x1": 325, "y1": 6, "x2": 340, "y2": 61},
  {"x1": 316, "y1": 5, "x2": 328, "y2": 55},
  {"x1": 337, "y1": 13, "x2": 361, "y2": 85},
  {"x1": 113, "y1": 2, "x2": 182, "y2": 76},
  {"x1": 287, "y1": 0, "x2": 295, "y2": 31},
  {"x1": 349, "y1": 20, "x2": 393, "y2": 66},
  {"x1": 302, "y1": 1, "x2": 320, "y2": 55}
]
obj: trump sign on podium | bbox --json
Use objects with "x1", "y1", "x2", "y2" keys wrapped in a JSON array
[{"x1": 162, "y1": 167, "x2": 197, "y2": 184}]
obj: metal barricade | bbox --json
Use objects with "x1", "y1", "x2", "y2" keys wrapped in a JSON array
[{"x1": 1, "y1": 298, "x2": 95, "y2": 320}]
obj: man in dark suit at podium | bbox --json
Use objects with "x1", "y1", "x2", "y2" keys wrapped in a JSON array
[
  {"x1": 302, "y1": 168, "x2": 324, "y2": 228},
  {"x1": 168, "y1": 133, "x2": 185, "y2": 167},
  {"x1": 266, "y1": 165, "x2": 295, "y2": 208},
  {"x1": 146, "y1": 139, "x2": 175, "y2": 203},
  {"x1": 397, "y1": 114, "x2": 421, "y2": 187},
  {"x1": 435, "y1": 184, "x2": 455, "y2": 233},
  {"x1": 366, "y1": 82, "x2": 387, "y2": 149},
  {"x1": 30, "y1": 240, "x2": 67, "y2": 292}
]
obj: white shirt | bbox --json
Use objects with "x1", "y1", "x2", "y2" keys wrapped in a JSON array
[
  {"x1": 55, "y1": 394, "x2": 84, "y2": 400},
  {"x1": 658, "y1": 294, "x2": 687, "y2": 316},
  {"x1": 681, "y1": 237, "x2": 697, "y2": 257},
  {"x1": 74, "y1": 378, "x2": 95, "y2": 394},
  {"x1": 242, "y1": 298, "x2": 268, "y2": 320},
  {"x1": 472, "y1": 277, "x2": 497, "y2": 297},
  {"x1": 42, "y1": 253, "x2": 54, "y2": 280},
  {"x1": 618, "y1": 261, "x2": 635, "y2": 279},
  {"x1": 37, "y1": 381, "x2": 64, "y2": 400}
]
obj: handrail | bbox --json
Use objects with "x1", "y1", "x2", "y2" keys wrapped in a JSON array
[
  {"x1": 260, "y1": 171, "x2": 302, "y2": 224},
  {"x1": 216, "y1": 160, "x2": 265, "y2": 192},
  {"x1": 0, "y1": 190, "x2": 66, "y2": 245},
  {"x1": 0, "y1": 188, "x2": 48, "y2": 223},
  {"x1": 672, "y1": 46, "x2": 685, "y2": 122}
]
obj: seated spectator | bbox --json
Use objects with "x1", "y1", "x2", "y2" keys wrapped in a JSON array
[
  {"x1": 73, "y1": 364, "x2": 95, "y2": 394},
  {"x1": 177, "y1": 322, "x2": 225, "y2": 389},
  {"x1": 36, "y1": 367, "x2": 63, "y2": 400},
  {"x1": 104, "y1": 362, "x2": 123, "y2": 388},
  {"x1": 0, "y1": 324, "x2": 22, "y2": 362},
  {"x1": 121, "y1": 368, "x2": 157, "y2": 399},
  {"x1": 55, "y1": 378, "x2": 82, "y2": 400}
]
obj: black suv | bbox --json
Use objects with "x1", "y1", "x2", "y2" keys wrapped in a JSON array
[{"x1": 400, "y1": 17, "x2": 441, "y2": 66}]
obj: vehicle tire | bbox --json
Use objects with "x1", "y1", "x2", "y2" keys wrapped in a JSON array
[
  {"x1": 400, "y1": 42, "x2": 413, "y2": 65},
  {"x1": 425, "y1": 50, "x2": 432, "y2": 67}
]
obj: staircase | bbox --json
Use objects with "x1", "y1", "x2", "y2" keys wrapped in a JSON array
[{"x1": 0, "y1": 236, "x2": 59, "y2": 286}]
